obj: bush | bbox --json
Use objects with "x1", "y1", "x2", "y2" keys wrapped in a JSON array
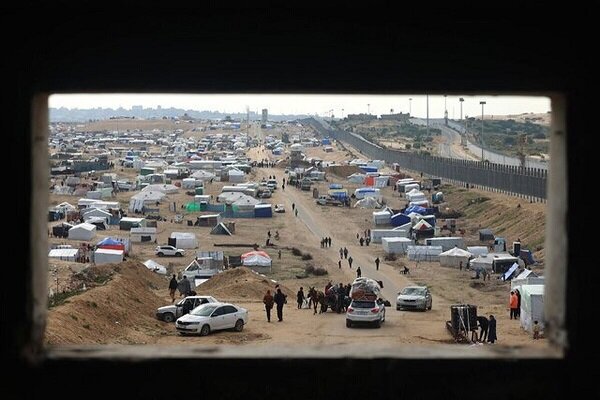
[
  {"x1": 301, "y1": 253, "x2": 313, "y2": 260},
  {"x1": 313, "y1": 267, "x2": 328, "y2": 276},
  {"x1": 304, "y1": 265, "x2": 315, "y2": 274},
  {"x1": 291, "y1": 248, "x2": 302, "y2": 257},
  {"x1": 384, "y1": 254, "x2": 397, "y2": 261}
]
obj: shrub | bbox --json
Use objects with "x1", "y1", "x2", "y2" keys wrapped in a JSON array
[
  {"x1": 291, "y1": 248, "x2": 302, "y2": 257},
  {"x1": 304, "y1": 265, "x2": 315, "y2": 274},
  {"x1": 313, "y1": 267, "x2": 328, "y2": 276},
  {"x1": 384, "y1": 254, "x2": 397, "y2": 261},
  {"x1": 301, "y1": 253, "x2": 313, "y2": 260}
]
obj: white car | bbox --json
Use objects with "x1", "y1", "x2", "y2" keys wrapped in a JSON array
[
  {"x1": 175, "y1": 302, "x2": 248, "y2": 336},
  {"x1": 345, "y1": 299, "x2": 386, "y2": 328},
  {"x1": 396, "y1": 286, "x2": 432, "y2": 311},
  {"x1": 155, "y1": 245, "x2": 185, "y2": 257},
  {"x1": 274, "y1": 204, "x2": 285, "y2": 213},
  {"x1": 156, "y1": 295, "x2": 218, "y2": 322}
]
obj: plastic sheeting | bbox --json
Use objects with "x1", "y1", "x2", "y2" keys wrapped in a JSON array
[{"x1": 350, "y1": 277, "x2": 381, "y2": 300}]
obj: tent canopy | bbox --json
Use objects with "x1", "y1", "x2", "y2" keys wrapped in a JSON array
[
  {"x1": 241, "y1": 250, "x2": 272, "y2": 266},
  {"x1": 439, "y1": 247, "x2": 472, "y2": 257}
]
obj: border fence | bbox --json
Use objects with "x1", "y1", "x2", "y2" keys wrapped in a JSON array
[{"x1": 305, "y1": 118, "x2": 546, "y2": 201}]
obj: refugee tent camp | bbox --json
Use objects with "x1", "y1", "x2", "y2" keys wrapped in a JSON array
[
  {"x1": 407, "y1": 245, "x2": 443, "y2": 261},
  {"x1": 169, "y1": 232, "x2": 198, "y2": 249},
  {"x1": 425, "y1": 237, "x2": 465, "y2": 251},
  {"x1": 439, "y1": 247, "x2": 472, "y2": 268},
  {"x1": 68, "y1": 222, "x2": 97, "y2": 241},
  {"x1": 94, "y1": 248, "x2": 124, "y2": 265},
  {"x1": 382, "y1": 237, "x2": 413, "y2": 254},
  {"x1": 141, "y1": 184, "x2": 179, "y2": 194},
  {"x1": 372, "y1": 208, "x2": 393, "y2": 225},
  {"x1": 48, "y1": 248, "x2": 80, "y2": 262}
]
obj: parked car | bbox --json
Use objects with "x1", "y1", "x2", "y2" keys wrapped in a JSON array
[
  {"x1": 274, "y1": 204, "x2": 285, "y2": 213},
  {"x1": 345, "y1": 298, "x2": 386, "y2": 328},
  {"x1": 316, "y1": 195, "x2": 342, "y2": 206},
  {"x1": 175, "y1": 302, "x2": 248, "y2": 336},
  {"x1": 258, "y1": 190, "x2": 272, "y2": 198},
  {"x1": 396, "y1": 286, "x2": 432, "y2": 311},
  {"x1": 155, "y1": 245, "x2": 185, "y2": 257},
  {"x1": 156, "y1": 295, "x2": 218, "y2": 322}
]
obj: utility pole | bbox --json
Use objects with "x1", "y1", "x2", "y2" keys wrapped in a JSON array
[
  {"x1": 480, "y1": 101, "x2": 486, "y2": 161},
  {"x1": 409, "y1": 98, "x2": 412, "y2": 115},
  {"x1": 444, "y1": 95, "x2": 448, "y2": 126},
  {"x1": 367, "y1": 104, "x2": 370, "y2": 115},
  {"x1": 426, "y1": 94, "x2": 429, "y2": 135}
]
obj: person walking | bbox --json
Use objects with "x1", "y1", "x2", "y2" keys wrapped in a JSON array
[
  {"x1": 263, "y1": 290, "x2": 274, "y2": 322},
  {"x1": 356, "y1": 266, "x2": 362, "y2": 278},
  {"x1": 365, "y1": 237, "x2": 370, "y2": 246},
  {"x1": 297, "y1": 287, "x2": 306, "y2": 309},
  {"x1": 295, "y1": 209, "x2": 298, "y2": 217},
  {"x1": 509, "y1": 291, "x2": 519, "y2": 320},
  {"x1": 292, "y1": 203, "x2": 295, "y2": 211},
  {"x1": 278, "y1": 249, "x2": 282, "y2": 259},
  {"x1": 477, "y1": 315, "x2": 489, "y2": 342},
  {"x1": 177, "y1": 275, "x2": 191, "y2": 297},
  {"x1": 338, "y1": 259, "x2": 342, "y2": 269},
  {"x1": 343, "y1": 247, "x2": 348, "y2": 259},
  {"x1": 339, "y1": 248, "x2": 344, "y2": 259},
  {"x1": 274, "y1": 288, "x2": 287, "y2": 322},
  {"x1": 359, "y1": 237, "x2": 364, "y2": 246},
  {"x1": 533, "y1": 320, "x2": 541, "y2": 339},
  {"x1": 375, "y1": 257, "x2": 380, "y2": 271},
  {"x1": 515, "y1": 289, "x2": 522, "y2": 318},
  {"x1": 348, "y1": 256, "x2": 353, "y2": 269},
  {"x1": 168, "y1": 274, "x2": 178, "y2": 302},
  {"x1": 487, "y1": 315, "x2": 497, "y2": 343}
]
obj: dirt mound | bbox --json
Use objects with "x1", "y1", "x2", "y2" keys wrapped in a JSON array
[
  {"x1": 325, "y1": 165, "x2": 362, "y2": 178},
  {"x1": 195, "y1": 267, "x2": 293, "y2": 301},
  {"x1": 45, "y1": 260, "x2": 169, "y2": 345}
]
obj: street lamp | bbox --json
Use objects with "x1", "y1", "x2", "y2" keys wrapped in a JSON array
[
  {"x1": 367, "y1": 104, "x2": 370, "y2": 115},
  {"x1": 409, "y1": 98, "x2": 412, "y2": 115},
  {"x1": 459, "y1": 98, "x2": 464, "y2": 133},
  {"x1": 480, "y1": 101, "x2": 486, "y2": 161},
  {"x1": 426, "y1": 94, "x2": 429, "y2": 135}
]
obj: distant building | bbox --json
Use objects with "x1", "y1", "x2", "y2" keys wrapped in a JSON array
[
  {"x1": 132, "y1": 105, "x2": 143, "y2": 111},
  {"x1": 347, "y1": 113, "x2": 377, "y2": 121},
  {"x1": 262, "y1": 109, "x2": 268, "y2": 124},
  {"x1": 379, "y1": 112, "x2": 410, "y2": 121}
]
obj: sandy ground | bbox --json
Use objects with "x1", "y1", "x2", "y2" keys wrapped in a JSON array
[{"x1": 46, "y1": 122, "x2": 547, "y2": 350}]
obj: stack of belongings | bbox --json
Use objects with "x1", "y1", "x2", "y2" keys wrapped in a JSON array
[{"x1": 349, "y1": 277, "x2": 382, "y2": 300}]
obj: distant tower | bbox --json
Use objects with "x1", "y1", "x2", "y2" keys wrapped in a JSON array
[
  {"x1": 262, "y1": 109, "x2": 268, "y2": 124},
  {"x1": 444, "y1": 95, "x2": 448, "y2": 126},
  {"x1": 246, "y1": 106, "x2": 250, "y2": 124}
]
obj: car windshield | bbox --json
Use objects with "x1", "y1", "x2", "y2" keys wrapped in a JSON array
[
  {"x1": 190, "y1": 304, "x2": 219, "y2": 316},
  {"x1": 401, "y1": 287, "x2": 426, "y2": 296},
  {"x1": 351, "y1": 301, "x2": 375, "y2": 308}
]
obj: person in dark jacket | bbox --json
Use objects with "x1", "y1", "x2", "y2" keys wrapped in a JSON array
[
  {"x1": 274, "y1": 288, "x2": 287, "y2": 322},
  {"x1": 375, "y1": 257, "x2": 380, "y2": 271},
  {"x1": 177, "y1": 276, "x2": 191, "y2": 297},
  {"x1": 263, "y1": 290, "x2": 274, "y2": 322},
  {"x1": 348, "y1": 256, "x2": 353, "y2": 269},
  {"x1": 356, "y1": 266, "x2": 362, "y2": 278},
  {"x1": 487, "y1": 315, "x2": 497, "y2": 343},
  {"x1": 297, "y1": 287, "x2": 306, "y2": 309},
  {"x1": 515, "y1": 289, "x2": 522, "y2": 318},
  {"x1": 168, "y1": 274, "x2": 178, "y2": 302},
  {"x1": 477, "y1": 315, "x2": 489, "y2": 342}
]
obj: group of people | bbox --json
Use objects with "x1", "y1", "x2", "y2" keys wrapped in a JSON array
[
  {"x1": 168, "y1": 274, "x2": 196, "y2": 302},
  {"x1": 262, "y1": 285, "x2": 287, "y2": 322},
  {"x1": 475, "y1": 315, "x2": 498, "y2": 343},
  {"x1": 320, "y1": 237, "x2": 332, "y2": 248}
]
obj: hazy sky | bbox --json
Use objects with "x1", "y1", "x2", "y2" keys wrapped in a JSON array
[{"x1": 49, "y1": 94, "x2": 551, "y2": 119}]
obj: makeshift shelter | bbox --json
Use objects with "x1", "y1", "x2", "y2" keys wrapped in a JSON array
[
  {"x1": 425, "y1": 237, "x2": 465, "y2": 251},
  {"x1": 405, "y1": 205, "x2": 427, "y2": 215},
  {"x1": 382, "y1": 237, "x2": 412, "y2": 254},
  {"x1": 232, "y1": 196, "x2": 260, "y2": 212},
  {"x1": 52, "y1": 222, "x2": 73, "y2": 238},
  {"x1": 412, "y1": 219, "x2": 434, "y2": 239},
  {"x1": 467, "y1": 246, "x2": 489, "y2": 257},
  {"x1": 241, "y1": 250, "x2": 272, "y2": 273},
  {"x1": 374, "y1": 176, "x2": 389, "y2": 188},
  {"x1": 119, "y1": 217, "x2": 146, "y2": 231},
  {"x1": 354, "y1": 196, "x2": 381, "y2": 209},
  {"x1": 211, "y1": 222, "x2": 233, "y2": 235},
  {"x1": 347, "y1": 173, "x2": 366, "y2": 184},
  {"x1": 254, "y1": 204, "x2": 273, "y2": 218},
  {"x1": 141, "y1": 184, "x2": 179, "y2": 194},
  {"x1": 502, "y1": 262, "x2": 520, "y2": 280},
  {"x1": 82, "y1": 208, "x2": 112, "y2": 223},
  {"x1": 354, "y1": 187, "x2": 381, "y2": 200},
  {"x1": 370, "y1": 229, "x2": 410, "y2": 244},
  {"x1": 439, "y1": 247, "x2": 472, "y2": 267},
  {"x1": 142, "y1": 259, "x2": 167, "y2": 275},
  {"x1": 48, "y1": 248, "x2": 80, "y2": 262},
  {"x1": 182, "y1": 178, "x2": 197, "y2": 189},
  {"x1": 68, "y1": 222, "x2": 97, "y2": 241},
  {"x1": 372, "y1": 208, "x2": 393, "y2": 225},
  {"x1": 169, "y1": 232, "x2": 198, "y2": 249},
  {"x1": 479, "y1": 229, "x2": 495, "y2": 241},
  {"x1": 407, "y1": 245, "x2": 443, "y2": 261},
  {"x1": 519, "y1": 284, "x2": 545, "y2": 332},
  {"x1": 94, "y1": 248, "x2": 124, "y2": 265},
  {"x1": 190, "y1": 169, "x2": 216, "y2": 181},
  {"x1": 390, "y1": 213, "x2": 411, "y2": 227},
  {"x1": 469, "y1": 254, "x2": 494, "y2": 272},
  {"x1": 195, "y1": 214, "x2": 222, "y2": 227},
  {"x1": 96, "y1": 237, "x2": 130, "y2": 255},
  {"x1": 130, "y1": 227, "x2": 157, "y2": 243},
  {"x1": 511, "y1": 274, "x2": 544, "y2": 291},
  {"x1": 228, "y1": 169, "x2": 245, "y2": 183}
]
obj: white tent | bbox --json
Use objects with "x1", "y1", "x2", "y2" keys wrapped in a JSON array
[
  {"x1": 232, "y1": 196, "x2": 260, "y2": 211},
  {"x1": 413, "y1": 219, "x2": 433, "y2": 230},
  {"x1": 374, "y1": 176, "x2": 389, "y2": 188},
  {"x1": 141, "y1": 184, "x2": 179, "y2": 194},
  {"x1": 371, "y1": 229, "x2": 410, "y2": 244},
  {"x1": 190, "y1": 169, "x2": 216, "y2": 181},
  {"x1": 48, "y1": 248, "x2": 80, "y2": 261},
  {"x1": 68, "y1": 222, "x2": 97, "y2": 241},
  {"x1": 519, "y1": 284, "x2": 544, "y2": 332},
  {"x1": 131, "y1": 190, "x2": 166, "y2": 202},
  {"x1": 382, "y1": 237, "x2": 413, "y2": 254},
  {"x1": 347, "y1": 173, "x2": 366, "y2": 184},
  {"x1": 241, "y1": 250, "x2": 272, "y2": 267},
  {"x1": 182, "y1": 178, "x2": 197, "y2": 189},
  {"x1": 372, "y1": 208, "x2": 393, "y2": 225},
  {"x1": 82, "y1": 208, "x2": 111, "y2": 223},
  {"x1": 142, "y1": 259, "x2": 167, "y2": 275},
  {"x1": 170, "y1": 232, "x2": 198, "y2": 249},
  {"x1": 354, "y1": 196, "x2": 381, "y2": 209},
  {"x1": 407, "y1": 245, "x2": 443, "y2": 261},
  {"x1": 439, "y1": 247, "x2": 472, "y2": 268},
  {"x1": 467, "y1": 246, "x2": 489, "y2": 258},
  {"x1": 228, "y1": 169, "x2": 245, "y2": 183},
  {"x1": 94, "y1": 248, "x2": 124, "y2": 265},
  {"x1": 469, "y1": 254, "x2": 494, "y2": 271}
]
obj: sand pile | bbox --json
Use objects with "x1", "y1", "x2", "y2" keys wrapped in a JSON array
[
  {"x1": 325, "y1": 165, "x2": 362, "y2": 179},
  {"x1": 195, "y1": 267, "x2": 293, "y2": 301}
]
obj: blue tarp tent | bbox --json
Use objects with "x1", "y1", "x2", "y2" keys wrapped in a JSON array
[
  {"x1": 97, "y1": 237, "x2": 124, "y2": 246},
  {"x1": 502, "y1": 262, "x2": 520, "y2": 281},
  {"x1": 359, "y1": 166, "x2": 378, "y2": 173},
  {"x1": 322, "y1": 138, "x2": 331, "y2": 145},
  {"x1": 391, "y1": 213, "x2": 411, "y2": 227},
  {"x1": 520, "y1": 249, "x2": 536, "y2": 265},
  {"x1": 405, "y1": 205, "x2": 427, "y2": 215},
  {"x1": 329, "y1": 183, "x2": 343, "y2": 190}
]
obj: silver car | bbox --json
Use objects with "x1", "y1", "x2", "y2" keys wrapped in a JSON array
[
  {"x1": 156, "y1": 295, "x2": 218, "y2": 322},
  {"x1": 176, "y1": 302, "x2": 248, "y2": 336},
  {"x1": 396, "y1": 286, "x2": 432, "y2": 311}
]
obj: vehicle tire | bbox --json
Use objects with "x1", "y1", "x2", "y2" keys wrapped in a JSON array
[
  {"x1": 428, "y1": 301, "x2": 432, "y2": 310},
  {"x1": 382, "y1": 311, "x2": 386, "y2": 322},
  {"x1": 200, "y1": 324, "x2": 211, "y2": 336},
  {"x1": 374, "y1": 319, "x2": 381, "y2": 328},
  {"x1": 234, "y1": 319, "x2": 244, "y2": 332},
  {"x1": 157, "y1": 252, "x2": 164, "y2": 257},
  {"x1": 346, "y1": 319, "x2": 352, "y2": 328},
  {"x1": 176, "y1": 252, "x2": 182, "y2": 257},
  {"x1": 163, "y1": 313, "x2": 175, "y2": 323}
]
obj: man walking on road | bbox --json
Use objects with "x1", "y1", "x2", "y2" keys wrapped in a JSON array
[
  {"x1": 339, "y1": 248, "x2": 344, "y2": 259},
  {"x1": 274, "y1": 288, "x2": 287, "y2": 322},
  {"x1": 375, "y1": 257, "x2": 380, "y2": 271},
  {"x1": 348, "y1": 256, "x2": 353, "y2": 269},
  {"x1": 263, "y1": 290, "x2": 274, "y2": 322},
  {"x1": 338, "y1": 259, "x2": 342, "y2": 269},
  {"x1": 343, "y1": 247, "x2": 348, "y2": 259},
  {"x1": 295, "y1": 209, "x2": 298, "y2": 217},
  {"x1": 356, "y1": 266, "x2": 362, "y2": 278}
]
